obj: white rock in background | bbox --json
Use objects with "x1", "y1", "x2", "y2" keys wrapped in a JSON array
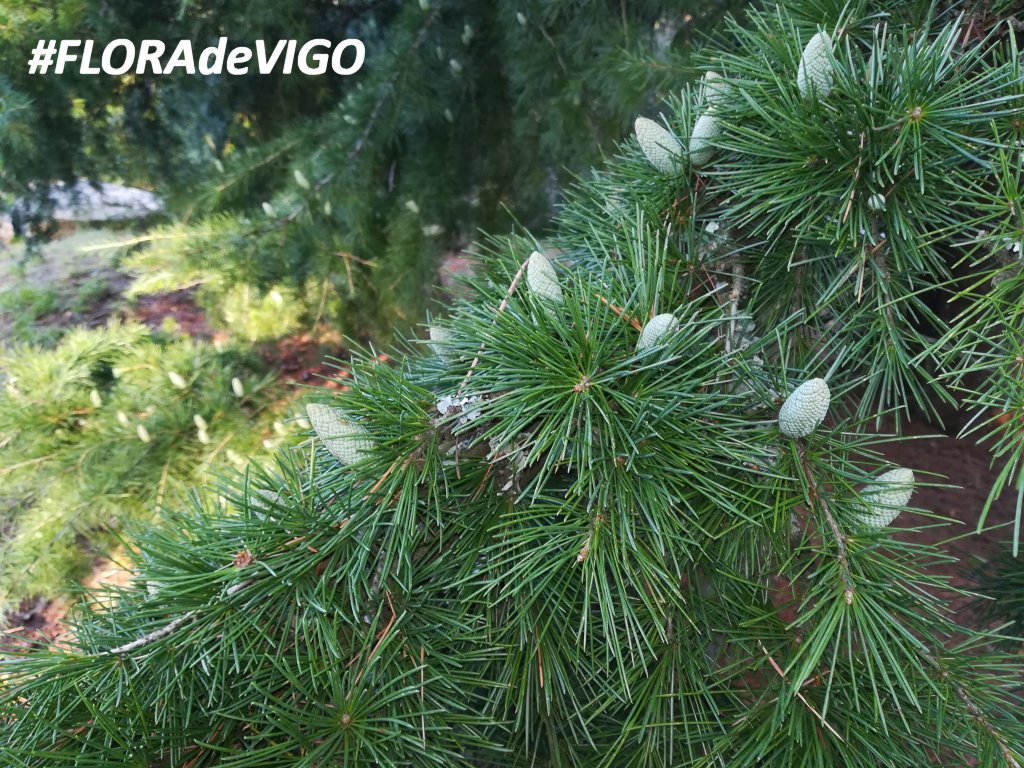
[{"x1": 11, "y1": 180, "x2": 163, "y2": 227}]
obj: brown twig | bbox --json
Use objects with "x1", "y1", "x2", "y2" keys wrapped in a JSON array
[
  {"x1": 348, "y1": 590, "x2": 397, "y2": 697},
  {"x1": 104, "y1": 611, "x2": 197, "y2": 656},
  {"x1": 757, "y1": 640, "x2": 844, "y2": 742},
  {"x1": 593, "y1": 292, "x2": 643, "y2": 331},
  {"x1": 457, "y1": 257, "x2": 531, "y2": 396},
  {"x1": 916, "y1": 646, "x2": 1022, "y2": 768}
]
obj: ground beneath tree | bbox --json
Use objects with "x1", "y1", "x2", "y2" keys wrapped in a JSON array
[{"x1": 883, "y1": 419, "x2": 1016, "y2": 618}]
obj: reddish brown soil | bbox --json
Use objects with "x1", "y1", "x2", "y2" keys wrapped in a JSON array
[
  {"x1": 129, "y1": 287, "x2": 215, "y2": 339},
  {"x1": 884, "y1": 420, "x2": 1015, "y2": 620},
  {"x1": 258, "y1": 330, "x2": 349, "y2": 389}
]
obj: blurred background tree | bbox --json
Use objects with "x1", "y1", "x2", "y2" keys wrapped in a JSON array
[{"x1": 0, "y1": 0, "x2": 746, "y2": 339}]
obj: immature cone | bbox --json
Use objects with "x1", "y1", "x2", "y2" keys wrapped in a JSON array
[
  {"x1": 526, "y1": 251, "x2": 563, "y2": 306},
  {"x1": 249, "y1": 488, "x2": 281, "y2": 515},
  {"x1": 797, "y1": 31, "x2": 834, "y2": 98},
  {"x1": 306, "y1": 403, "x2": 372, "y2": 466},
  {"x1": 428, "y1": 325, "x2": 454, "y2": 362},
  {"x1": 634, "y1": 117, "x2": 683, "y2": 175},
  {"x1": 855, "y1": 468, "x2": 915, "y2": 528},
  {"x1": 637, "y1": 313, "x2": 680, "y2": 352},
  {"x1": 701, "y1": 71, "x2": 730, "y2": 110},
  {"x1": 777, "y1": 378, "x2": 830, "y2": 438},
  {"x1": 689, "y1": 112, "x2": 721, "y2": 169}
]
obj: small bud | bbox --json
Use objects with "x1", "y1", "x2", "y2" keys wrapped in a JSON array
[
  {"x1": 797, "y1": 31, "x2": 834, "y2": 98},
  {"x1": 855, "y1": 468, "x2": 915, "y2": 528},
  {"x1": 293, "y1": 169, "x2": 311, "y2": 190},
  {"x1": 634, "y1": 116, "x2": 683, "y2": 175},
  {"x1": 516, "y1": 11, "x2": 527, "y2": 25},
  {"x1": 449, "y1": 59, "x2": 463, "y2": 75},
  {"x1": 167, "y1": 371, "x2": 187, "y2": 390},
  {"x1": 136, "y1": 424, "x2": 151, "y2": 443},
  {"x1": 116, "y1": 410, "x2": 130, "y2": 427},
  {"x1": 405, "y1": 199, "x2": 421, "y2": 215},
  {"x1": 526, "y1": 251, "x2": 564, "y2": 307},
  {"x1": 193, "y1": 414, "x2": 208, "y2": 431},
  {"x1": 867, "y1": 193, "x2": 886, "y2": 211},
  {"x1": 462, "y1": 24, "x2": 473, "y2": 45},
  {"x1": 197, "y1": 428, "x2": 211, "y2": 445},
  {"x1": 778, "y1": 378, "x2": 830, "y2": 438},
  {"x1": 306, "y1": 403, "x2": 373, "y2": 465},
  {"x1": 637, "y1": 313, "x2": 680, "y2": 352},
  {"x1": 689, "y1": 112, "x2": 721, "y2": 169},
  {"x1": 323, "y1": 201, "x2": 332, "y2": 216},
  {"x1": 418, "y1": 0, "x2": 429, "y2": 9},
  {"x1": 443, "y1": 108, "x2": 454, "y2": 123},
  {"x1": 231, "y1": 377, "x2": 245, "y2": 398},
  {"x1": 89, "y1": 389, "x2": 103, "y2": 408},
  {"x1": 262, "y1": 202, "x2": 274, "y2": 217}
]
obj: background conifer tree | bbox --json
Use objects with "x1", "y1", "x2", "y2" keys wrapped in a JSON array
[
  {"x1": 0, "y1": 0, "x2": 742, "y2": 337},
  {"x1": 3, "y1": 1, "x2": 1024, "y2": 766}
]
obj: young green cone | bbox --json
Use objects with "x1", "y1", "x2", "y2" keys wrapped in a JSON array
[
  {"x1": 634, "y1": 116, "x2": 683, "y2": 174},
  {"x1": 700, "y1": 71, "x2": 730, "y2": 110},
  {"x1": 306, "y1": 403, "x2": 372, "y2": 466},
  {"x1": 637, "y1": 313, "x2": 680, "y2": 352},
  {"x1": 778, "y1": 377, "x2": 830, "y2": 438},
  {"x1": 526, "y1": 251, "x2": 564, "y2": 307},
  {"x1": 797, "y1": 31, "x2": 834, "y2": 98},
  {"x1": 689, "y1": 112, "x2": 722, "y2": 169},
  {"x1": 855, "y1": 467, "x2": 915, "y2": 528}
]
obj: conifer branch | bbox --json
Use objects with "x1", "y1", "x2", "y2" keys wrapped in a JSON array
[
  {"x1": 457, "y1": 256, "x2": 531, "y2": 395},
  {"x1": 593, "y1": 292, "x2": 644, "y2": 330},
  {"x1": 756, "y1": 640, "x2": 844, "y2": 742},
  {"x1": 797, "y1": 447, "x2": 855, "y2": 605},
  {"x1": 103, "y1": 611, "x2": 197, "y2": 656},
  {"x1": 915, "y1": 647, "x2": 1023, "y2": 768}
]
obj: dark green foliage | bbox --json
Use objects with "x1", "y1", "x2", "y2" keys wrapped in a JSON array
[
  {"x1": 3, "y1": 2, "x2": 1024, "y2": 766},
  {"x1": 0, "y1": 0, "x2": 744, "y2": 337}
]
